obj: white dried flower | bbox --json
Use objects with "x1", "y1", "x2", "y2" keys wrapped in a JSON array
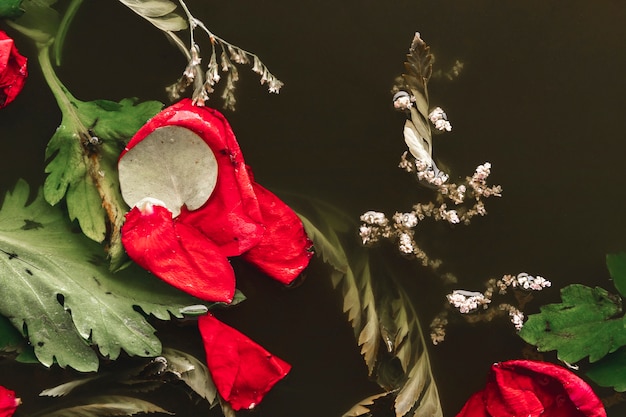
[
  {"x1": 447, "y1": 290, "x2": 490, "y2": 313},
  {"x1": 398, "y1": 232, "x2": 414, "y2": 254},
  {"x1": 393, "y1": 91, "x2": 413, "y2": 110},
  {"x1": 394, "y1": 212, "x2": 418, "y2": 228},
  {"x1": 360, "y1": 211, "x2": 388, "y2": 227},
  {"x1": 428, "y1": 107, "x2": 452, "y2": 131}
]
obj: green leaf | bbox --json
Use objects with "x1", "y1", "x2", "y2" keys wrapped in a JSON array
[
  {"x1": 5, "y1": 0, "x2": 59, "y2": 44},
  {"x1": 39, "y1": 395, "x2": 173, "y2": 417},
  {"x1": 43, "y1": 96, "x2": 162, "y2": 266},
  {"x1": 0, "y1": 0, "x2": 24, "y2": 18},
  {"x1": 586, "y1": 346, "x2": 626, "y2": 392},
  {"x1": 0, "y1": 180, "x2": 210, "y2": 371},
  {"x1": 117, "y1": 0, "x2": 187, "y2": 32},
  {"x1": 161, "y1": 348, "x2": 218, "y2": 404},
  {"x1": 295, "y1": 198, "x2": 442, "y2": 417},
  {"x1": 606, "y1": 252, "x2": 626, "y2": 298},
  {"x1": 519, "y1": 284, "x2": 626, "y2": 363}
]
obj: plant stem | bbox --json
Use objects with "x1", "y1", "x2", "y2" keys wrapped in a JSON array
[{"x1": 54, "y1": 0, "x2": 84, "y2": 66}]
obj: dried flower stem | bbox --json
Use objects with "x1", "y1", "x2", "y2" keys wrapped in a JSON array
[
  {"x1": 166, "y1": 0, "x2": 284, "y2": 109},
  {"x1": 429, "y1": 273, "x2": 551, "y2": 344}
]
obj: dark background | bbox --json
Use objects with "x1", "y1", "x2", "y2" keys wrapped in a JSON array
[{"x1": 2, "y1": 0, "x2": 626, "y2": 416}]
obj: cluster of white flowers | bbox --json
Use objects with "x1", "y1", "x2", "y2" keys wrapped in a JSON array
[
  {"x1": 393, "y1": 91, "x2": 414, "y2": 110},
  {"x1": 497, "y1": 273, "x2": 552, "y2": 294},
  {"x1": 393, "y1": 212, "x2": 419, "y2": 228},
  {"x1": 398, "y1": 232, "x2": 415, "y2": 254},
  {"x1": 428, "y1": 107, "x2": 452, "y2": 131},
  {"x1": 438, "y1": 204, "x2": 460, "y2": 225},
  {"x1": 503, "y1": 305, "x2": 525, "y2": 331},
  {"x1": 447, "y1": 290, "x2": 490, "y2": 314}
]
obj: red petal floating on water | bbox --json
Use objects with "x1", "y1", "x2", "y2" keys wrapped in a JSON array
[
  {"x1": 0, "y1": 386, "x2": 20, "y2": 417},
  {"x1": 121, "y1": 200, "x2": 235, "y2": 303},
  {"x1": 0, "y1": 31, "x2": 27, "y2": 109},
  {"x1": 243, "y1": 181, "x2": 313, "y2": 284},
  {"x1": 122, "y1": 99, "x2": 265, "y2": 256},
  {"x1": 198, "y1": 313, "x2": 291, "y2": 410},
  {"x1": 455, "y1": 360, "x2": 606, "y2": 417}
]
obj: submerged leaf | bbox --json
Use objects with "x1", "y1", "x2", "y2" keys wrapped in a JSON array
[
  {"x1": 519, "y1": 284, "x2": 626, "y2": 363},
  {"x1": 160, "y1": 348, "x2": 218, "y2": 403},
  {"x1": 40, "y1": 377, "x2": 99, "y2": 398},
  {"x1": 39, "y1": 395, "x2": 172, "y2": 417},
  {"x1": 117, "y1": 0, "x2": 187, "y2": 31},
  {"x1": 296, "y1": 199, "x2": 443, "y2": 417},
  {"x1": 0, "y1": 180, "x2": 210, "y2": 371}
]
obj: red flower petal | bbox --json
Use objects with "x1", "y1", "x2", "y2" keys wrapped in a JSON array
[
  {"x1": 455, "y1": 360, "x2": 607, "y2": 417},
  {"x1": 243, "y1": 181, "x2": 313, "y2": 284},
  {"x1": 198, "y1": 313, "x2": 291, "y2": 410},
  {"x1": 494, "y1": 361, "x2": 606, "y2": 417},
  {"x1": 455, "y1": 391, "x2": 490, "y2": 417},
  {"x1": 0, "y1": 31, "x2": 27, "y2": 109},
  {"x1": 121, "y1": 200, "x2": 235, "y2": 303},
  {"x1": 121, "y1": 99, "x2": 264, "y2": 256},
  {"x1": 0, "y1": 386, "x2": 20, "y2": 417}
]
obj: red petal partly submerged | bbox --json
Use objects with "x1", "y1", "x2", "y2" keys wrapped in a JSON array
[
  {"x1": 455, "y1": 360, "x2": 607, "y2": 417},
  {"x1": 0, "y1": 31, "x2": 27, "y2": 109},
  {"x1": 121, "y1": 200, "x2": 235, "y2": 303},
  {"x1": 243, "y1": 181, "x2": 313, "y2": 284},
  {"x1": 198, "y1": 313, "x2": 291, "y2": 410},
  {"x1": 122, "y1": 99, "x2": 265, "y2": 257},
  {"x1": 0, "y1": 386, "x2": 20, "y2": 417}
]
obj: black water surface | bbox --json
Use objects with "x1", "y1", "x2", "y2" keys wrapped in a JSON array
[{"x1": 2, "y1": 0, "x2": 626, "y2": 416}]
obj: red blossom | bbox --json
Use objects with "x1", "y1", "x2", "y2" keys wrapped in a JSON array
[
  {"x1": 0, "y1": 386, "x2": 20, "y2": 417},
  {"x1": 456, "y1": 360, "x2": 606, "y2": 417},
  {"x1": 0, "y1": 31, "x2": 27, "y2": 108},
  {"x1": 119, "y1": 99, "x2": 312, "y2": 302},
  {"x1": 198, "y1": 313, "x2": 291, "y2": 410}
]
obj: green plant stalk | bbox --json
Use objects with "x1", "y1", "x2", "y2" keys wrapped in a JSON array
[{"x1": 54, "y1": 0, "x2": 84, "y2": 66}]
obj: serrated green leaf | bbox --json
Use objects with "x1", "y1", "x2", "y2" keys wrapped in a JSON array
[
  {"x1": 606, "y1": 252, "x2": 626, "y2": 298},
  {"x1": 161, "y1": 348, "x2": 218, "y2": 403},
  {"x1": 39, "y1": 395, "x2": 173, "y2": 417},
  {"x1": 42, "y1": 93, "x2": 162, "y2": 267},
  {"x1": 0, "y1": 180, "x2": 210, "y2": 371},
  {"x1": 519, "y1": 284, "x2": 626, "y2": 363},
  {"x1": 295, "y1": 198, "x2": 442, "y2": 417},
  {"x1": 0, "y1": 0, "x2": 24, "y2": 19},
  {"x1": 586, "y1": 346, "x2": 626, "y2": 392}
]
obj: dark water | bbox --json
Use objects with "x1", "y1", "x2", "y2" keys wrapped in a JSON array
[{"x1": 2, "y1": 0, "x2": 626, "y2": 416}]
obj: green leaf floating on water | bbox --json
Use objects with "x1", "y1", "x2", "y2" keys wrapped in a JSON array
[
  {"x1": 0, "y1": 180, "x2": 211, "y2": 372},
  {"x1": 0, "y1": 0, "x2": 24, "y2": 19},
  {"x1": 606, "y1": 252, "x2": 626, "y2": 298},
  {"x1": 519, "y1": 284, "x2": 626, "y2": 363}
]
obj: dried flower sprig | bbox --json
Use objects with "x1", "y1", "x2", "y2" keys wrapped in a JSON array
[
  {"x1": 429, "y1": 273, "x2": 551, "y2": 344},
  {"x1": 165, "y1": 0, "x2": 283, "y2": 109},
  {"x1": 359, "y1": 160, "x2": 502, "y2": 270}
]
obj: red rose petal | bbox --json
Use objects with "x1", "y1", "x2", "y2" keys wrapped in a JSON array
[
  {"x1": 0, "y1": 31, "x2": 27, "y2": 109},
  {"x1": 122, "y1": 99, "x2": 264, "y2": 256},
  {"x1": 455, "y1": 391, "x2": 490, "y2": 417},
  {"x1": 198, "y1": 313, "x2": 291, "y2": 410},
  {"x1": 121, "y1": 201, "x2": 235, "y2": 303},
  {"x1": 0, "y1": 386, "x2": 20, "y2": 417},
  {"x1": 497, "y1": 361, "x2": 606, "y2": 417},
  {"x1": 243, "y1": 181, "x2": 313, "y2": 284},
  {"x1": 455, "y1": 360, "x2": 607, "y2": 417}
]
